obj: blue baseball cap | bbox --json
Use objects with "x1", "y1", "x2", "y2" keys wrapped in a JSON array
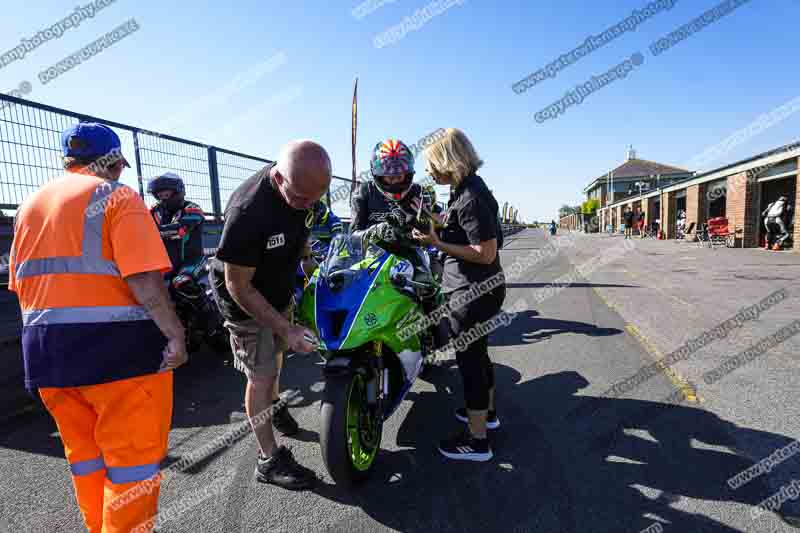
[{"x1": 61, "y1": 122, "x2": 130, "y2": 167}]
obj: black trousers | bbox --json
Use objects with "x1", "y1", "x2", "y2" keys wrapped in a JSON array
[{"x1": 447, "y1": 285, "x2": 506, "y2": 411}]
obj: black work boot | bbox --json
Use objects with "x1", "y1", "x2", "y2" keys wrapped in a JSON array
[
  {"x1": 272, "y1": 399, "x2": 299, "y2": 436},
  {"x1": 255, "y1": 446, "x2": 316, "y2": 490}
]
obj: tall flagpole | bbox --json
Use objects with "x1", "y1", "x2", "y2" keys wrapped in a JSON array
[{"x1": 349, "y1": 78, "x2": 358, "y2": 203}]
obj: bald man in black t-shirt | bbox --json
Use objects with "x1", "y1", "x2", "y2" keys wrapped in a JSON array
[{"x1": 210, "y1": 140, "x2": 330, "y2": 490}]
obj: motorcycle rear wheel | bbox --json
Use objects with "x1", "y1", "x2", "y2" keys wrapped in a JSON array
[
  {"x1": 179, "y1": 311, "x2": 203, "y2": 354},
  {"x1": 320, "y1": 373, "x2": 382, "y2": 487}
]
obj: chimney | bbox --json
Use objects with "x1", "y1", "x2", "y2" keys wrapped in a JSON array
[{"x1": 627, "y1": 145, "x2": 636, "y2": 161}]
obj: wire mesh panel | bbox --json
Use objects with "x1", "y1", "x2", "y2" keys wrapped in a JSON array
[
  {"x1": 0, "y1": 97, "x2": 138, "y2": 212},
  {"x1": 137, "y1": 133, "x2": 213, "y2": 213},
  {"x1": 0, "y1": 102, "x2": 78, "y2": 210},
  {"x1": 329, "y1": 175, "x2": 363, "y2": 220},
  {"x1": 0, "y1": 93, "x2": 354, "y2": 223},
  {"x1": 215, "y1": 149, "x2": 270, "y2": 213}
]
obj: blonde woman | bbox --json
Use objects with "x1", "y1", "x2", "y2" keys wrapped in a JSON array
[{"x1": 413, "y1": 128, "x2": 505, "y2": 462}]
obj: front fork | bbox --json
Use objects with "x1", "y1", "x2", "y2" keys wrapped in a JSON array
[
  {"x1": 365, "y1": 341, "x2": 386, "y2": 420},
  {"x1": 324, "y1": 341, "x2": 386, "y2": 421}
]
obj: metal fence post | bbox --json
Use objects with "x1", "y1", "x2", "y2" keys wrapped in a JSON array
[
  {"x1": 207, "y1": 147, "x2": 222, "y2": 221},
  {"x1": 132, "y1": 130, "x2": 145, "y2": 199}
]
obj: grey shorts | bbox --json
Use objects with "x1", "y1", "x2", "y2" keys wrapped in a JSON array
[{"x1": 225, "y1": 306, "x2": 293, "y2": 381}]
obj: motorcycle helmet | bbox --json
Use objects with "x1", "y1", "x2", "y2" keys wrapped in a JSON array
[
  {"x1": 313, "y1": 200, "x2": 330, "y2": 226},
  {"x1": 370, "y1": 139, "x2": 415, "y2": 201},
  {"x1": 148, "y1": 172, "x2": 186, "y2": 210},
  {"x1": 421, "y1": 183, "x2": 437, "y2": 208}
]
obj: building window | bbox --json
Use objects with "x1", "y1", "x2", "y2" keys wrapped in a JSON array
[
  {"x1": 706, "y1": 179, "x2": 726, "y2": 219},
  {"x1": 708, "y1": 195, "x2": 725, "y2": 219}
]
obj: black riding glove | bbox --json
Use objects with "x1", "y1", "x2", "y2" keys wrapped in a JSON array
[
  {"x1": 363, "y1": 222, "x2": 399, "y2": 245},
  {"x1": 385, "y1": 207, "x2": 409, "y2": 229}
]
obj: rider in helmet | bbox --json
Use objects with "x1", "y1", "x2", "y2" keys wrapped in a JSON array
[
  {"x1": 419, "y1": 183, "x2": 445, "y2": 281},
  {"x1": 147, "y1": 172, "x2": 206, "y2": 279},
  {"x1": 351, "y1": 138, "x2": 436, "y2": 243},
  {"x1": 351, "y1": 139, "x2": 439, "y2": 313},
  {"x1": 421, "y1": 183, "x2": 444, "y2": 224},
  {"x1": 295, "y1": 200, "x2": 343, "y2": 300},
  {"x1": 310, "y1": 199, "x2": 344, "y2": 244}
]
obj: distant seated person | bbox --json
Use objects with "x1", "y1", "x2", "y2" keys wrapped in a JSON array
[
  {"x1": 421, "y1": 184, "x2": 444, "y2": 226},
  {"x1": 147, "y1": 172, "x2": 206, "y2": 279}
]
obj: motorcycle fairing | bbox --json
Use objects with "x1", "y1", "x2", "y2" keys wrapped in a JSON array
[
  {"x1": 397, "y1": 348, "x2": 423, "y2": 384},
  {"x1": 314, "y1": 253, "x2": 391, "y2": 351}
]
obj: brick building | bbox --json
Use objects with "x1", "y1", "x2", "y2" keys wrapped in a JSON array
[
  {"x1": 583, "y1": 147, "x2": 693, "y2": 230},
  {"x1": 559, "y1": 213, "x2": 579, "y2": 230},
  {"x1": 597, "y1": 141, "x2": 799, "y2": 251}
]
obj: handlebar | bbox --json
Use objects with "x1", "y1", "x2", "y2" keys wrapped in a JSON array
[{"x1": 405, "y1": 278, "x2": 435, "y2": 291}]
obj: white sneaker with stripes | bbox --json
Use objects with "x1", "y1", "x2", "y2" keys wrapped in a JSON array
[{"x1": 438, "y1": 430, "x2": 493, "y2": 462}]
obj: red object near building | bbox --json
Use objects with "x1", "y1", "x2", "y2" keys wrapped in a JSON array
[{"x1": 707, "y1": 217, "x2": 729, "y2": 237}]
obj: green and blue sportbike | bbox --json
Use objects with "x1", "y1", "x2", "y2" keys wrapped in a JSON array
[{"x1": 297, "y1": 233, "x2": 441, "y2": 486}]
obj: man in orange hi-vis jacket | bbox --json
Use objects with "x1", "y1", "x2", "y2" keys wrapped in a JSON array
[{"x1": 8, "y1": 122, "x2": 188, "y2": 533}]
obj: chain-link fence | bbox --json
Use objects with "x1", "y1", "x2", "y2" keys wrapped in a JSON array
[
  {"x1": 0, "y1": 92, "x2": 363, "y2": 343},
  {"x1": 0, "y1": 92, "x2": 357, "y2": 218}
]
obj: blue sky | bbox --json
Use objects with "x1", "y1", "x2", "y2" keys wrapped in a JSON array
[{"x1": 1, "y1": 0, "x2": 798, "y2": 222}]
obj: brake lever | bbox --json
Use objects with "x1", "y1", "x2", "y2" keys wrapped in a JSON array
[{"x1": 303, "y1": 331, "x2": 322, "y2": 351}]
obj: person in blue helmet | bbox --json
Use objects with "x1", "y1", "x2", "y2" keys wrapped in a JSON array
[
  {"x1": 147, "y1": 172, "x2": 206, "y2": 279},
  {"x1": 310, "y1": 199, "x2": 343, "y2": 244},
  {"x1": 294, "y1": 201, "x2": 343, "y2": 304}
]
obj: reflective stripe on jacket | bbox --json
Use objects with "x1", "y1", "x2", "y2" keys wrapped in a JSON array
[{"x1": 9, "y1": 173, "x2": 172, "y2": 389}]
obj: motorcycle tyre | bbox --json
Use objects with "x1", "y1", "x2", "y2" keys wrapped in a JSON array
[{"x1": 320, "y1": 374, "x2": 382, "y2": 488}]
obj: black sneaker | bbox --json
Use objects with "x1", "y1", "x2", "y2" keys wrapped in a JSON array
[
  {"x1": 255, "y1": 446, "x2": 316, "y2": 489},
  {"x1": 272, "y1": 400, "x2": 299, "y2": 436},
  {"x1": 438, "y1": 430, "x2": 493, "y2": 462},
  {"x1": 454, "y1": 408, "x2": 500, "y2": 429}
]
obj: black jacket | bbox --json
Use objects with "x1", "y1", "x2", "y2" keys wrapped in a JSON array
[
  {"x1": 150, "y1": 200, "x2": 205, "y2": 274},
  {"x1": 350, "y1": 180, "x2": 425, "y2": 231}
]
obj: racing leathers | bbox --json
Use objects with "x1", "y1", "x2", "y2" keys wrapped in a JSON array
[
  {"x1": 150, "y1": 200, "x2": 205, "y2": 279},
  {"x1": 351, "y1": 179, "x2": 421, "y2": 231},
  {"x1": 311, "y1": 205, "x2": 344, "y2": 244},
  {"x1": 296, "y1": 203, "x2": 343, "y2": 300},
  {"x1": 350, "y1": 180, "x2": 436, "y2": 280},
  {"x1": 351, "y1": 179, "x2": 444, "y2": 352}
]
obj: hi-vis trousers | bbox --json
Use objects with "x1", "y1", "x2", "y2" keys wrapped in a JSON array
[{"x1": 39, "y1": 372, "x2": 173, "y2": 533}]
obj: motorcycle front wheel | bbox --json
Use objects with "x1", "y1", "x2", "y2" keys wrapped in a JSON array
[{"x1": 320, "y1": 372, "x2": 383, "y2": 487}]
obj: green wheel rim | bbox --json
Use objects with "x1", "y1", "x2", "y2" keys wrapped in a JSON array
[{"x1": 346, "y1": 374, "x2": 379, "y2": 472}]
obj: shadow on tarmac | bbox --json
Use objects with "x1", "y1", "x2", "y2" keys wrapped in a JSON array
[
  {"x1": 490, "y1": 310, "x2": 622, "y2": 346},
  {"x1": 0, "y1": 348, "x2": 329, "y2": 463},
  {"x1": 3, "y1": 323, "x2": 799, "y2": 532},
  {"x1": 300, "y1": 365, "x2": 799, "y2": 533},
  {"x1": 505, "y1": 283, "x2": 640, "y2": 289}
]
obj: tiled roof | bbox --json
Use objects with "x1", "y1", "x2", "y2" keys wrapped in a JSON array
[
  {"x1": 601, "y1": 158, "x2": 690, "y2": 180},
  {"x1": 584, "y1": 158, "x2": 692, "y2": 192}
]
